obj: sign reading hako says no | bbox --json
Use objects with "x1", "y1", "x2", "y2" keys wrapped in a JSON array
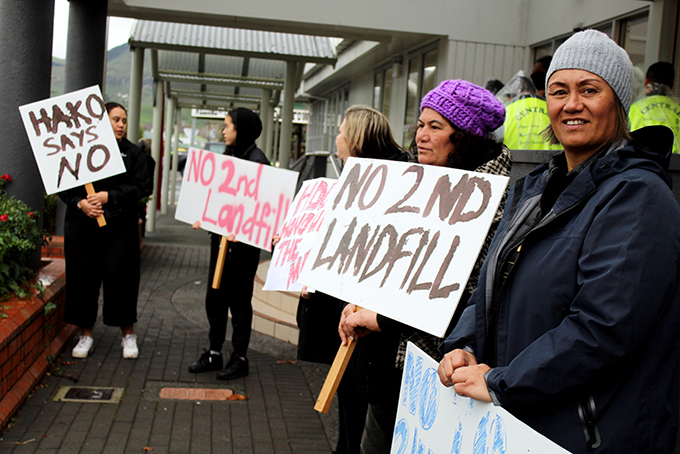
[
  {"x1": 299, "y1": 157, "x2": 509, "y2": 337},
  {"x1": 19, "y1": 86, "x2": 125, "y2": 195}
]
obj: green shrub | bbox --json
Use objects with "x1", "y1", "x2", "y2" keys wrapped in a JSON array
[
  {"x1": 0, "y1": 174, "x2": 49, "y2": 300},
  {"x1": 43, "y1": 193, "x2": 58, "y2": 235}
]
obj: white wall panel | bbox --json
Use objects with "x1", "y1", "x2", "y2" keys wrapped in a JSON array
[
  {"x1": 348, "y1": 71, "x2": 374, "y2": 107},
  {"x1": 444, "y1": 39, "x2": 526, "y2": 87},
  {"x1": 525, "y1": 0, "x2": 648, "y2": 45}
]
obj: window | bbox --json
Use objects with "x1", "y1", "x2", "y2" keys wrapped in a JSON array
[
  {"x1": 403, "y1": 46, "x2": 438, "y2": 146},
  {"x1": 373, "y1": 66, "x2": 393, "y2": 117},
  {"x1": 404, "y1": 55, "x2": 422, "y2": 128},
  {"x1": 619, "y1": 14, "x2": 648, "y2": 69},
  {"x1": 531, "y1": 9, "x2": 649, "y2": 78},
  {"x1": 327, "y1": 86, "x2": 349, "y2": 154}
]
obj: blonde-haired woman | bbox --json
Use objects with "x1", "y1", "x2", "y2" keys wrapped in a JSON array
[
  {"x1": 335, "y1": 105, "x2": 406, "y2": 161},
  {"x1": 296, "y1": 105, "x2": 408, "y2": 454}
]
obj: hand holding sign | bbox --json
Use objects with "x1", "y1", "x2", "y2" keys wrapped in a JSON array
[
  {"x1": 393, "y1": 343, "x2": 571, "y2": 454},
  {"x1": 338, "y1": 304, "x2": 381, "y2": 344},
  {"x1": 438, "y1": 349, "x2": 491, "y2": 402},
  {"x1": 83, "y1": 183, "x2": 106, "y2": 226}
]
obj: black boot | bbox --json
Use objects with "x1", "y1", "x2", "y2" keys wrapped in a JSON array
[
  {"x1": 217, "y1": 354, "x2": 249, "y2": 380},
  {"x1": 188, "y1": 349, "x2": 223, "y2": 373}
]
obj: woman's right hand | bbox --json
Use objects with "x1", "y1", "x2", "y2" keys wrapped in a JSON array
[
  {"x1": 192, "y1": 221, "x2": 202, "y2": 229},
  {"x1": 300, "y1": 285, "x2": 311, "y2": 299},
  {"x1": 338, "y1": 304, "x2": 357, "y2": 345},
  {"x1": 80, "y1": 199, "x2": 103, "y2": 218},
  {"x1": 439, "y1": 350, "x2": 492, "y2": 402},
  {"x1": 438, "y1": 349, "x2": 478, "y2": 387}
]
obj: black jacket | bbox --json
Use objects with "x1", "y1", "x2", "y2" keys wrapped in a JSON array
[{"x1": 59, "y1": 137, "x2": 149, "y2": 225}]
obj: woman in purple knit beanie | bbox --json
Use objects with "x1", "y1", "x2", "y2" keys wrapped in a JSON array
[
  {"x1": 415, "y1": 79, "x2": 507, "y2": 169},
  {"x1": 338, "y1": 80, "x2": 512, "y2": 454}
]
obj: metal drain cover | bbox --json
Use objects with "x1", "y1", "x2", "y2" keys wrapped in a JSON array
[{"x1": 53, "y1": 386, "x2": 124, "y2": 403}]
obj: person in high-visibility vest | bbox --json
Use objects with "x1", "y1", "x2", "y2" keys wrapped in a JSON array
[
  {"x1": 629, "y1": 62, "x2": 680, "y2": 153},
  {"x1": 503, "y1": 75, "x2": 561, "y2": 150}
]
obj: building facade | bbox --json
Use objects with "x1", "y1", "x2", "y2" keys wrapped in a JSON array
[{"x1": 298, "y1": 0, "x2": 678, "y2": 155}]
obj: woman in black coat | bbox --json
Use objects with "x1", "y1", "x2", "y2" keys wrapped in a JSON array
[
  {"x1": 188, "y1": 107, "x2": 270, "y2": 381},
  {"x1": 59, "y1": 102, "x2": 150, "y2": 360}
]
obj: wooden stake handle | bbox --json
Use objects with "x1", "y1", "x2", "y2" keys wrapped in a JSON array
[
  {"x1": 314, "y1": 306, "x2": 363, "y2": 414},
  {"x1": 212, "y1": 236, "x2": 229, "y2": 289},
  {"x1": 85, "y1": 183, "x2": 106, "y2": 227}
]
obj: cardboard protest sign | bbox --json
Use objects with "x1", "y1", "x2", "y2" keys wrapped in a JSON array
[
  {"x1": 264, "y1": 178, "x2": 337, "y2": 292},
  {"x1": 299, "y1": 157, "x2": 509, "y2": 337},
  {"x1": 18, "y1": 85, "x2": 126, "y2": 195},
  {"x1": 175, "y1": 148, "x2": 298, "y2": 252},
  {"x1": 392, "y1": 343, "x2": 572, "y2": 454}
]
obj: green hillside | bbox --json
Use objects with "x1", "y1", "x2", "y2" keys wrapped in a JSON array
[
  {"x1": 51, "y1": 44, "x2": 156, "y2": 131},
  {"x1": 50, "y1": 44, "x2": 233, "y2": 144}
]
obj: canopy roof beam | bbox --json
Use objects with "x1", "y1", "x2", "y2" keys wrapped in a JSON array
[
  {"x1": 171, "y1": 90, "x2": 262, "y2": 103},
  {"x1": 129, "y1": 41, "x2": 336, "y2": 65},
  {"x1": 157, "y1": 71, "x2": 284, "y2": 90}
]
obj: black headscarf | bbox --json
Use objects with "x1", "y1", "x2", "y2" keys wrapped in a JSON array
[{"x1": 227, "y1": 107, "x2": 263, "y2": 158}]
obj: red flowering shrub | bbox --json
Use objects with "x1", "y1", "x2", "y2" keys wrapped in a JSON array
[{"x1": 0, "y1": 174, "x2": 48, "y2": 300}]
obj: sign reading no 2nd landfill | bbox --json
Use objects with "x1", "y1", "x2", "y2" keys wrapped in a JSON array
[
  {"x1": 264, "y1": 178, "x2": 338, "y2": 292},
  {"x1": 299, "y1": 157, "x2": 509, "y2": 337},
  {"x1": 394, "y1": 343, "x2": 572, "y2": 454},
  {"x1": 18, "y1": 85, "x2": 126, "y2": 195},
  {"x1": 175, "y1": 148, "x2": 299, "y2": 252}
]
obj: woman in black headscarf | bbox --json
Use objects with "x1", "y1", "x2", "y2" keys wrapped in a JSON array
[
  {"x1": 60, "y1": 102, "x2": 150, "y2": 360},
  {"x1": 188, "y1": 107, "x2": 270, "y2": 380}
]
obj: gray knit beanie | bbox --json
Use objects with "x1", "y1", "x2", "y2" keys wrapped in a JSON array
[{"x1": 546, "y1": 29, "x2": 634, "y2": 113}]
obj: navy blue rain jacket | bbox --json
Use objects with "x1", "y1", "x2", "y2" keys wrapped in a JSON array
[{"x1": 441, "y1": 126, "x2": 680, "y2": 454}]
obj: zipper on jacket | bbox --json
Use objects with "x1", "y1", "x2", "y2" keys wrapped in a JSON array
[
  {"x1": 577, "y1": 395, "x2": 601, "y2": 450},
  {"x1": 486, "y1": 241, "x2": 524, "y2": 366},
  {"x1": 486, "y1": 188, "x2": 596, "y2": 367}
]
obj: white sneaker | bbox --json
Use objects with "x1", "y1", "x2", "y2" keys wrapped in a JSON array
[
  {"x1": 122, "y1": 334, "x2": 138, "y2": 359},
  {"x1": 72, "y1": 336, "x2": 93, "y2": 358}
]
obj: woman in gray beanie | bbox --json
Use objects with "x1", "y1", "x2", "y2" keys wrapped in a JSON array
[{"x1": 438, "y1": 29, "x2": 680, "y2": 454}]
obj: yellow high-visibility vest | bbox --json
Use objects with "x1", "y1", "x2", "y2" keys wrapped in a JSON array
[
  {"x1": 504, "y1": 95, "x2": 561, "y2": 150},
  {"x1": 629, "y1": 95, "x2": 680, "y2": 154}
]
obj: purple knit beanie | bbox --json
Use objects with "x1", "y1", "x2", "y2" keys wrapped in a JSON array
[{"x1": 420, "y1": 80, "x2": 505, "y2": 138}]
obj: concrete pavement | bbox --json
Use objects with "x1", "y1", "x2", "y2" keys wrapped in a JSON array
[{"x1": 0, "y1": 208, "x2": 338, "y2": 454}]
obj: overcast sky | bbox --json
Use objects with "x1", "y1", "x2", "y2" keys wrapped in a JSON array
[{"x1": 52, "y1": 0, "x2": 134, "y2": 60}]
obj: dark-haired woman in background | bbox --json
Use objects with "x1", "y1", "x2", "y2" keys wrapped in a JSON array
[
  {"x1": 188, "y1": 107, "x2": 270, "y2": 381},
  {"x1": 60, "y1": 102, "x2": 150, "y2": 360},
  {"x1": 340, "y1": 80, "x2": 510, "y2": 454}
]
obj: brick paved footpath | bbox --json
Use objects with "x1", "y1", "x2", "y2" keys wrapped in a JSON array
[{"x1": 0, "y1": 215, "x2": 336, "y2": 454}]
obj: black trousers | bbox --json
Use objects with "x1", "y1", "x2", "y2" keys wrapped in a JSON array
[
  {"x1": 336, "y1": 370, "x2": 369, "y2": 454},
  {"x1": 63, "y1": 212, "x2": 140, "y2": 328},
  {"x1": 206, "y1": 234, "x2": 260, "y2": 357}
]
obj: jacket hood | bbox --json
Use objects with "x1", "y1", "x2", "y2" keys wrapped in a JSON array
[
  {"x1": 626, "y1": 125, "x2": 674, "y2": 168},
  {"x1": 593, "y1": 125, "x2": 674, "y2": 186},
  {"x1": 228, "y1": 107, "x2": 262, "y2": 157}
]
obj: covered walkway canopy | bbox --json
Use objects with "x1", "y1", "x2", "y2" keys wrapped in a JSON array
[{"x1": 125, "y1": 20, "x2": 337, "y2": 230}]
